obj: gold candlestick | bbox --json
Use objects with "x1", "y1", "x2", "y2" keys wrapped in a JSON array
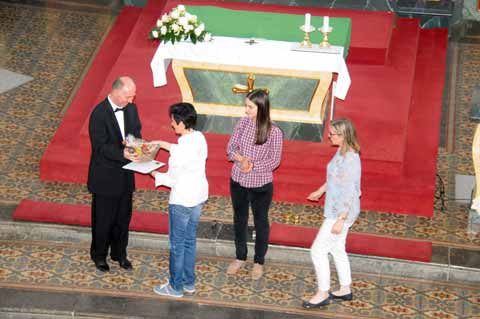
[
  {"x1": 300, "y1": 25, "x2": 315, "y2": 48},
  {"x1": 319, "y1": 26, "x2": 333, "y2": 48}
]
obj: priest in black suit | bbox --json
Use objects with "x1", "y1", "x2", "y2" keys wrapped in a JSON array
[{"x1": 87, "y1": 76, "x2": 141, "y2": 272}]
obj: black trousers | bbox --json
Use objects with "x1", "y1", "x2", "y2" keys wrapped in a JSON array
[
  {"x1": 90, "y1": 192, "x2": 132, "y2": 263},
  {"x1": 230, "y1": 179, "x2": 273, "y2": 265}
]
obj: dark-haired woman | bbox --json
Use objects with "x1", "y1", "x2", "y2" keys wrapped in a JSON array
[
  {"x1": 150, "y1": 102, "x2": 208, "y2": 298},
  {"x1": 226, "y1": 89, "x2": 283, "y2": 280},
  {"x1": 303, "y1": 118, "x2": 361, "y2": 309}
]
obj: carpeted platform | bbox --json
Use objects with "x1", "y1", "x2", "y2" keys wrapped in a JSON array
[
  {"x1": 32, "y1": 0, "x2": 450, "y2": 263},
  {"x1": 39, "y1": 0, "x2": 447, "y2": 218}
]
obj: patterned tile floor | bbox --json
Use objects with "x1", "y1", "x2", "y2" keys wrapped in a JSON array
[
  {"x1": 0, "y1": 0, "x2": 478, "y2": 257},
  {"x1": 0, "y1": 1, "x2": 479, "y2": 318},
  {"x1": 0, "y1": 239, "x2": 478, "y2": 319}
]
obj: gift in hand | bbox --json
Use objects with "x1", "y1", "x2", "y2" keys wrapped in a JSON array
[{"x1": 125, "y1": 134, "x2": 161, "y2": 162}]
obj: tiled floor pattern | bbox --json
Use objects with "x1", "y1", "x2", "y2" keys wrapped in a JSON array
[
  {"x1": 0, "y1": 239, "x2": 478, "y2": 319},
  {"x1": 0, "y1": 1, "x2": 479, "y2": 255}
]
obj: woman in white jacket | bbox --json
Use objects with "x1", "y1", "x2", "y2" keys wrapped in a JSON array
[{"x1": 150, "y1": 102, "x2": 208, "y2": 298}]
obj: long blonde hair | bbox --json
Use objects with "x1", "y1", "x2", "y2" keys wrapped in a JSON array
[{"x1": 331, "y1": 118, "x2": 360, "y2": 155}]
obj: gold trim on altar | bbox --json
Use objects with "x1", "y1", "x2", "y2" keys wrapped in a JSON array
[{"x1": 172, "y1": 59, "x2": 333, "y2": 125}]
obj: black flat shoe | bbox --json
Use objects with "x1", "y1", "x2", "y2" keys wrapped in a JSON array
[
  {"x1": 329, "y1": 292, "x2": 353, "y2": 301},
  {"x1": 302, "y1": 298, "x2": 330, "y2": 309},
  {"x1": 118, "y1": 259, "x2": 133, "y2": 271},
  {"x1": 94, "y1": 260, "x2": 110, "y2": 272}
]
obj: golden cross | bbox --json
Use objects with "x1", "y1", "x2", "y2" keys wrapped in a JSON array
[{"x1": 232, "y1": 74, "x2": 269, "y2": 94}]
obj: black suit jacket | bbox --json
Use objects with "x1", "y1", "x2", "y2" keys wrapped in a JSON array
[{"x1": 87, "y1": 98, "x2": 142, "y2": 196}]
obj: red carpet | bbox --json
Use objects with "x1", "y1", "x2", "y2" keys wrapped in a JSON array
[
  {"x1": 13, "y1": 200, "x2": 168, "y2": 234},
  {"x1": 12, "y1": 200, "x2": 431, "y2": 262},
  {"x1": 269, "y1": 223, "x2": 432, "y2": 262}
]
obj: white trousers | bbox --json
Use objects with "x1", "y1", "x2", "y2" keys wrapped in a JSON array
[{"x1": 310, "y1": 218, "x2": 352, "y2": 292}]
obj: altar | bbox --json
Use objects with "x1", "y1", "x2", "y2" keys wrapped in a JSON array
[{"x1": 150, "y1": 7, "x2": 352, "y2": 142}]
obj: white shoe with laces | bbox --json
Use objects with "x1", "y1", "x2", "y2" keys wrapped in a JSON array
[{"x1": 153, "y1": 283, "x2": 183, "y2": 298}]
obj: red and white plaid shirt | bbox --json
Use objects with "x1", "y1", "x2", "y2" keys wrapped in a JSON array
[{"x1": 227, "y1": 117, "x2": 283, "y2": 188}]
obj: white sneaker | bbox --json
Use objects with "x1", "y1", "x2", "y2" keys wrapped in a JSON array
[
  {"x1": 153, "y1": 283, "x2": 183, "y2": 298},
  {"x1": 183, "y1": 284, "x2": 195, "y2": 294}
]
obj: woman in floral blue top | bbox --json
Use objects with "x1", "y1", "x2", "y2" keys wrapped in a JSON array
[{"x1": 303, "y1": 118, "x2": 361, "y2": 309}]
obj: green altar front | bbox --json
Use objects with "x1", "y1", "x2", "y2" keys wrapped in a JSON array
[
  {"x1": 188, "y1": 6, "x2": 352, "y2": 58},
  {"x1": 173, "y1": 6, "x2": 352, "y2": 142}
]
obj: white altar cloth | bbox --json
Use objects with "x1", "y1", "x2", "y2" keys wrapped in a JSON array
[{"x1": 150, "y1": 36, "x2": 351, "y2": 100}]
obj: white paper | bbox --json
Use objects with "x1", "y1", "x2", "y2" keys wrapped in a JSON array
[{"x1": 123, "y1": 160, "x2": 165, "y2": 174}]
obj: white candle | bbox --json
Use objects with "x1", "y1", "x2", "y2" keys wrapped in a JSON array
[
  {"x1": 323, "y1": 16, "x2": 329, "y2": 30},
  {"x1": 305, "y1": 13, "x2": 311, "y2": 28}
]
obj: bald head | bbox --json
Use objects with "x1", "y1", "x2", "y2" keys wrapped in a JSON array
[{"x1": 110, "y1": 76, "x2": 136, "y2": 107}]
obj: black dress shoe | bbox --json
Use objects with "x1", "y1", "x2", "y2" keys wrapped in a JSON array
[
  {"x1": 94, "y1": 260, "x2": 110, "y2": 272},
  {"x1": 118, "y1": 259, "x2": 133, "y2": 271},
  {"x1": 329, "y1": 292, "x2": 353, "y2": 301},
  {"x1": 302, "y1": 298, "x2": 330, "y2": 309}
]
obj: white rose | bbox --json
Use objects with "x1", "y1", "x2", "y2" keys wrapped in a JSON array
[
  {"x1": 198, "y1": 23, "x2": 205, "y2": 32},
  {"x1": 172, "y1": 23, "x2": 180, "y2": 33},
  {"x1": 183, "y1": 24, "x2": 192, "y2": 32},
  {"x1": 156, "y1": 19, "x2": 162, "y2": 27},
  {"x1": 152, "y1": 30, "x2": 159, "y2": 38},
  {"x1": 177, "y1": 5, "x2": 186, "y2": 12},
  {"x1": 178, "y1": 17, "x2": 188, "y2": 27},
  {"x1": 170, "y1": 10, "x2": 179, "y2": 19},
  {"x1": 189, "y1": 15, "x2": 197, "y2": 23},
  {"x1": 160, "y1": 26, "x2": 167, "y2": 35},
  {"x1": 194, "y1": 27, "x2": 202, "y2": 37},
  {"x1": 204, "y1": 33, "x2": 212, "y2": 41},
  {"x1": 161, "y1": 13, "x2": 169, "y2": 22}
]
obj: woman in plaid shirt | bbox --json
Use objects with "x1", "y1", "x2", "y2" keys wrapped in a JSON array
[{"x1": 226, "y1": 89, "x2": 283, "y2": 280}]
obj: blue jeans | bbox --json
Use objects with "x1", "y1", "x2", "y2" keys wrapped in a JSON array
[{"x1": 168, "y1": 203, "x2": 203, "y2": 292}]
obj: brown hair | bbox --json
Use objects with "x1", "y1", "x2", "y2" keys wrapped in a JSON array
[{"x1": 246, "y1": 89, "x2": 271, "y2": 145}]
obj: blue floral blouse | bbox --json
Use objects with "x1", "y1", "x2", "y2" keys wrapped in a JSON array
[{"x1": 324, "y1": 149, "x2": 361, "y2": 224}]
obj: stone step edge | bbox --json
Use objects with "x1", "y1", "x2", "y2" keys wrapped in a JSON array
[{"x1": 0, "y1": 220, "x2": 478, "y2": 285}]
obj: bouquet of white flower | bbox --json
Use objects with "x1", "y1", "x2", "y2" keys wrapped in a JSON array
[{"x1": 149, "y1": 4, "x2": 212, "y2": 44}]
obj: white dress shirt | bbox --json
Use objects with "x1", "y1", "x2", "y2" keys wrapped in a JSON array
[
  {"x1": 108, "y1": 96, "x2": 125, "y2": 140},
  {"x1": 155, "y1": 131, "x2": 209, "y2": 207}
]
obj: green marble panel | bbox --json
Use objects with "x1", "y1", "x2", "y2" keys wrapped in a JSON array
[
  {"x1": 185, "y1": 69, "x2": 318, "y2": 111},
  {"x1": 197, "y1": 115, "x2": 324, "y2": 142}
]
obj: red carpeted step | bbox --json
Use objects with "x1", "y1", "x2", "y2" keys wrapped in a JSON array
[
  {"x1": 403, "y1": 28, "x2": 448, "y2": 178},
  {"x1": 12, "y1": 200, "x2": 168, "y2": 234},
  {"x1": 269, "y1": 223, "x2": 432, "y2": 262},
  {"x1": 12, "y1": 200, "x2": 432, "y2": 262}
]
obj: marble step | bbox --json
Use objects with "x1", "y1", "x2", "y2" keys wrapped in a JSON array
[{"x1": 1, "y1": 219, "x2": 478, "y2": 285}]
